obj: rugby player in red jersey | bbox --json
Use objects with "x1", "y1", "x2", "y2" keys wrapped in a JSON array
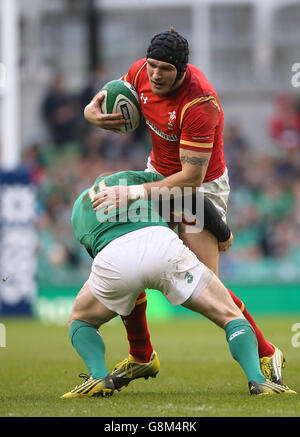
[{"x1": 84, "y1": 28, "x2": 285, "y2": 389}]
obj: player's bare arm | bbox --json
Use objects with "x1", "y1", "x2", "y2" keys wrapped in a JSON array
[
  {"x1": 179, "y1": 152, "x2": 210, "y2": 182},
  {"x1": 84, "y1": 91, "x2": 125, "y2": 132},
  {"x1": 92, "y1": 149, "x2": 211, "y2": 213},
  {"x1": 143, "y1": 148, "x2": 211, "y2": 192}
]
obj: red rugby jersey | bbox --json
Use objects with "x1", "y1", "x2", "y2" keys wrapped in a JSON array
[{"x1": 123, "y1": 59, "x2": 226, "y2": 182}]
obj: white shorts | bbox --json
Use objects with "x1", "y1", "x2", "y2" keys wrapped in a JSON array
[
  {"x1": 145, "y1": 156, "x2": 230, "y2": 220},
  {"x1": 88, "y1": 226, "x2": 212, "y2": 316}
]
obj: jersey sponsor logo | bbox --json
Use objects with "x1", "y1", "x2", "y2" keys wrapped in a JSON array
[{"x1": 146, "y1": 118, "x2": 178, "y2": 141}]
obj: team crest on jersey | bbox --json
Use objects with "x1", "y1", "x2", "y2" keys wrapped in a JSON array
[
  {"x1": 140, "y1": 93, "x2": 148, "y2": 104},
  {"x1": 168, "y1": 110, "x2": 176, "y2": 130}
]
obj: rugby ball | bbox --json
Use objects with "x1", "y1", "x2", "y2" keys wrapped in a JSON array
[{"x1": 100, "y1": 80, "x2": 141, "y2": 134}]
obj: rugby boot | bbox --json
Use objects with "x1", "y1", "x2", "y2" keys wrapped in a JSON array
[
  {"x1": 260, "y1": 345, "x2": 285, "y2": 385},
  {"x1": 111, "y1": 351, "x2": 160, "y2": 391},
  {"x1": 248, "y1": 380, "x2": 296, "y2": 396},
  {"x1": 61, "y1": 373, "x2": 115, "y2": 398}
]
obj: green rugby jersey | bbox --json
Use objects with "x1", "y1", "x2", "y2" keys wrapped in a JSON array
[{"x1": 71, "y1": 171, "x2": 168, "y2": 257}]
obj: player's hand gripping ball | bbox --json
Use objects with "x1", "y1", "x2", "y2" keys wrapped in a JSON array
[{"x1": 100, "y1": 80, "x2": 141, "y2": 134}]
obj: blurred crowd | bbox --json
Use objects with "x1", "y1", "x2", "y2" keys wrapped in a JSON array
[
  {"x1": 21, "y1": 72, "x2": 300, "y2": 285},
  {"x1": 221, "y1": 94, "x2": 300, "y2": 283}
]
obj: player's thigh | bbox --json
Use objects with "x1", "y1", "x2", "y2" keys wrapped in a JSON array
[
  {"x1": 182, "y1": 274, "x2": 244, "y2": 328},
  {"x1": 69, "y1": 280, "x2": 117, "y2": 328},
  {"x1": 179, "y1": 225, "x2": 219, "y2": 276}
]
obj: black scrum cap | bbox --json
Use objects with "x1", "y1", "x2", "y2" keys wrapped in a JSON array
[{"x1": 146, "y1": 27, "x2": 189, "y2": 81}]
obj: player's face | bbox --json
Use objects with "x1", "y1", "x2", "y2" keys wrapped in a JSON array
[{"x1": 146, "y1": 59, "x2": 178, "y2": 96}]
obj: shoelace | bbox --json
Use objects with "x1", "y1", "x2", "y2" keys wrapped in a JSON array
[
  {"x1": 71, "y1": 373, "x2": 92, "y2": 390},
  {"x1": 78, "y1": 372, "x2": 90, "y2": 382},
  {"x1": 113, "y1": 358, "x2": 134, "y2": 378}
]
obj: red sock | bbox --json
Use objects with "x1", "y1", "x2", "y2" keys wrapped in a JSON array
[
  {"x1": 227, "y1": 288, "x2": 275, "y2": 358},
  {"x1": 121, "y1": 290, "x2": 153, "y2": 362}
]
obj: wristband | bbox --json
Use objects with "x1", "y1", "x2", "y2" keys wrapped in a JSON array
[{"x1": 128, "y1": 185, "x2": 147, "y2": 200}]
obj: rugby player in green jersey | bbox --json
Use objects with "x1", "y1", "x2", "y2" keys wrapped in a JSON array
[{"x1": 61, "y1": 170, "x2": 295, "y2": 398}]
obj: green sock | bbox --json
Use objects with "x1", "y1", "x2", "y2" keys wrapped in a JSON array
[
  {"x1": 69, "y1": 320, "x2": 108, "y2": 379},
  {"x1": 225, "y1": 318, "x2": 265, "y2": 383}
]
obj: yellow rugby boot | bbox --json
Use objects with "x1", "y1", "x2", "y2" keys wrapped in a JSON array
[
  {"x1": 111, "y1": 351, "x2": 160, "y2": 391},
  {"x1": 61, "y1": 373, "x2": 115, "y2": 398},
  {"x1": 260, "y1": 346, "x2": 285, "y2": 385},
  {"x1": 248, "y1": 380, "x2": 296, "y2": 396}
]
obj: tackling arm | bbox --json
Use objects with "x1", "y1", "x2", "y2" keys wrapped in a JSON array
[
  {"x1": 142, "y1": 148, "x2": 211, "y2": 194},
  {"x1": 92, "y1": 148, "x2": 211, "y2": 212}
]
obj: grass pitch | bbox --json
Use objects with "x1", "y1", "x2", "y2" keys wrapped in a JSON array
[{"x1": 0, "y1": 316, "x2": 299, "y2": 417}]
